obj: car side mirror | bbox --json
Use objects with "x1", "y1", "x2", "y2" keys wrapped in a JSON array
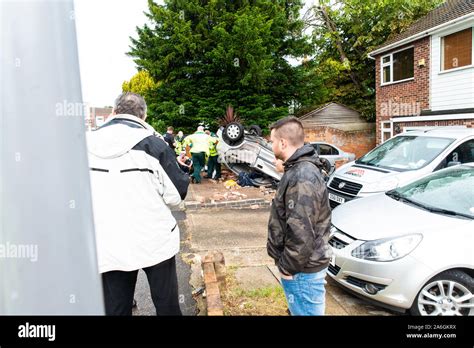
[{"x1": 447, "y1": 161, "x2": 461, "y2": 167}]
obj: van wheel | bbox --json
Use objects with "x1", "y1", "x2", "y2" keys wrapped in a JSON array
[{"x1": 410, "y1": 270, "x2": 474, "y2": 316}]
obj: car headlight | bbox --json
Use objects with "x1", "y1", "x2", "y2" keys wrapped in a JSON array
[
  {"x1": 361, "y1": 178, "x2": 399, "y2": 193},
  {"x1": 351, "y1": 234, "x2": 422, "y2": 262}
]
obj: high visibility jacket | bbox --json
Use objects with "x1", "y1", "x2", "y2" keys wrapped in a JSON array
[
  {"x1": 174, "y1": 136, "x2": 185, "y2": 155},
  {"x1": 209, "y1": 136, "x2": 219, "y2": 157},
  {"x1": 187, "y1": 131, "x2": 210, "y2": 155}
]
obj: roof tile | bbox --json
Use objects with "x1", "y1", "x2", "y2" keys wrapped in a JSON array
[{"x1": 374, "y1": 0, "x2": 474, "y2": 54}]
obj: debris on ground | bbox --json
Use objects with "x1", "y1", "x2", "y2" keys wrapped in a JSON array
[
  {"x1": 192, "y1": 287, "x2": 205, "y2": 297},
  {"x1": 211, "y1": 193, "x2": 226, "y2": 202},
  {"x1": 229, "y1": 191, "x2": 247, "y2": 199},
  {"x1": 262, "y1": 189, "x2": 275, "y2": 196},
  {"x1": 194, "y1": 196, "x2": 207, "y2": 204},
  {"x1": 215, "y1": 191, "x2": 248, "y2": 201},
  {"x1": 224, "y1": 179, "x2": 239, "y2": 189},
  {"x1": 259, "y1": 186, "x2": 275, "y2": 195},
  {"x1": 221, "y1": 169, "x2": 238, "y2": 182},
  {"x1": 186, "y1": 174, "x2": 276, "y2": 206}
]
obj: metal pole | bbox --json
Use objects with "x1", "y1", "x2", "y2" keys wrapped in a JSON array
[{"x1": 0, "y1": 0, "x2": 104, "y2": 314}]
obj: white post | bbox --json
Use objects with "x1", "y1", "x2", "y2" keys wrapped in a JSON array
[{"x1": 0, "y1": 0, "x2": 104, "y2": 314}]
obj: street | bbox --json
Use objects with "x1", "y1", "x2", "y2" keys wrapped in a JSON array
[
  {"x1": 132, "y1": 210, "x2": 197, "y2": 316},
  {"x1": 133, "y1": 201, "x2": 397, "y2": 316}
]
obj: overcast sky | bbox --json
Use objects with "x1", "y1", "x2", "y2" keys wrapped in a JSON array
[{"x1": 74, "y1": 0, "x2": 315, "y2": 107}]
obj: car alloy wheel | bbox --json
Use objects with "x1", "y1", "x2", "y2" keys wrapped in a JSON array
[
  {"x1": 222, "y1": 122, "x2": 245, "y2": 146},
  {"x1": 416, "y1": 279, "x2": 474, "y2": 316},
  {"x1": 226, "y1": 124, "x2": 241, "y2": 140}
]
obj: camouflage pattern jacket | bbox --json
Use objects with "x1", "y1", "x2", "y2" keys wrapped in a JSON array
[{"x1": 267, "y1": 144, "x2": 332, "y2": 276}]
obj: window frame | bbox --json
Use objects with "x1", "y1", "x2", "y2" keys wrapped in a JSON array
[
  {"x1": 381, "y1": 121, "x2": 393, "y2": 143},
  {"x1": 380, "y1": 46, "x2": 415, "y2": 86},
  {"x1": 440, "y1": 27, "x2": 474, "y2": 74},
  {"x1": 318, "y1": 143, "x2": 339, "y2": 156},
  {"x1": 435, "y1": 139, "x2": 474, "y2": 171}
]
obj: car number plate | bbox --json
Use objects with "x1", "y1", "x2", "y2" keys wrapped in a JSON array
[
  {"x1": 329, "y1": 193, "x2": 345, "y2": 204},
  {"x1": 330, "y1": 253, "x2": 336, "y2": 267}
]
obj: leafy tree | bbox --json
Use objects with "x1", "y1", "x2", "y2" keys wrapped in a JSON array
[
  {"x1": 302, "y1": 0, "x2": 443, "y2": 121},
  {"x1": 122, "y1": 70, "x2": 159, "y2": 97},
  {"x1": 121, "y1": 70, "x2": 166, "y2": 131},
  {"x1": 128, "y1": 0, "x2": 313, "y2": 133},
  {"x1": 127, "y1": 0, "x2": 443, "y2": 129}
]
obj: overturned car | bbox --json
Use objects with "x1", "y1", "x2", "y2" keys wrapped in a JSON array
[{"x1": 216, "y1": 122, "x2": 332, "y2": 186}]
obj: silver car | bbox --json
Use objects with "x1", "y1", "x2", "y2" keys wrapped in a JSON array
[
  {"x1": 216, "y1": 122, "x2": 333, "y2": 185},
  {"x1": 329, "y1": 163, "x2": 474, "y2": 315},
  {"x1": 310, "y1": 142, "x2": 355, "y2": 168},
  {"x1": 216, "y1": 123, "x2": 282, "y2": 186}
]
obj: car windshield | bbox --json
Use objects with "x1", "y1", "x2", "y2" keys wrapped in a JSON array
[
  {"x1": 387, "y1": 166, "x2": 474, "y2": 219},
  {"x1": 356, "y1": 135, "x2": 454, "y2": 171}
]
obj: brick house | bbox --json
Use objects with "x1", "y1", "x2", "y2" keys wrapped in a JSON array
[
  {"x1": 369, "y1": 0, "x2": 474, "y2": 145},
  {"x1": 86, "y1": 107, "x2": 113, "y2": 131},
  {"x1": 299, "y1": 102, "x2": 376, "y2": 159}
]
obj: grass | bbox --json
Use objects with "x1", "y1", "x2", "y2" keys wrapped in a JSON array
[{"x1": 221, "y1": 268, "x2": 288, "y2": 316}]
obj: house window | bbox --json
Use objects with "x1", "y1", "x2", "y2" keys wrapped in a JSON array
[
  {"x1": 441, "y1": 28, "x2": 473, "y2": 71},
  {"x1": 381, "y1": 47, "x2": 414, "y2": 84},
  {"x1": 381, "y1": 121, "x2": 392, "y2": 143}
]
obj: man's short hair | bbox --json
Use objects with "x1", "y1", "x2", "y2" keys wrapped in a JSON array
[
  {"x1": 167, "y1": 126, "x2": 174, "y2": 132},
  {"x1": 269, "y1": 116, "x2": 305, "y2": 146},
  {"x1": 114, "y1": 92, "x2": 147, "y2": 119}
]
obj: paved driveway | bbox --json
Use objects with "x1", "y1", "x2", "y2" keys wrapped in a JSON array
[{"x1": 186, "y1": 207, "x2": 397, "y2": 316}]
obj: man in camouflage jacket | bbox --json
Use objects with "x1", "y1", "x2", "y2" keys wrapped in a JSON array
[{"x1": 267, "y1": 116, "x2": 332, "y2": 316}]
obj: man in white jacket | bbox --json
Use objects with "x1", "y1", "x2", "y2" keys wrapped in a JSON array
[{"x1": 87, "y1": 92, "x2": 189, "y2": 315}]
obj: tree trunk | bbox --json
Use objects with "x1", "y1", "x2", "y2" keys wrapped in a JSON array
[{"x1": 318, "y1": 5, "x2": 362, "y2": 89}]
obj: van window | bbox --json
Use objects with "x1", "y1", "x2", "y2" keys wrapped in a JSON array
[
  {"x1": 356, "y1": 135, "x2": 454, "y2": 171},
  {"x1": 435, "y1": 140, "x2": 474, "y2": 170}
]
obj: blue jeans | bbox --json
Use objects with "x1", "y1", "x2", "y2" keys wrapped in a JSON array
[{"x1": 281, "y1": 268, "x2": 328, "y2": 316}]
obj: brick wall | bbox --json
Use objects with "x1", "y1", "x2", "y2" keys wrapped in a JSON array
[
  {"x1": 304, "y1": 126, "x2": 376, "y2": 159},
  {"x1": 375, "y1": 37, "x2": 431, "y2": 145}
]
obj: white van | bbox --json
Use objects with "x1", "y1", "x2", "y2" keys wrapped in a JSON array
[{"x1": 327, "y1": 128, "x2": 474, "y2": 209}]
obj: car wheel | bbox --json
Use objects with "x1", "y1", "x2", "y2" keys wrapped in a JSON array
[
  {"x1": 223, "y1": 122, "x2": 244, "y2": 145},
  {"x1": 319, "y1": 157, "x2": 332, "y2": 174},
  {"x1": 248, "y1": 125, "x2": 262, "y2": 137},
  {"x1": 410, "y1": 270, "x2": 474, "y2": 316}
]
